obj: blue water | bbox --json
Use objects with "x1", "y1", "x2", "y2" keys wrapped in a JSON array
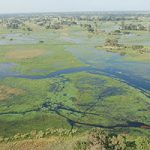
[
  {"x1": 0, "y1": 33, "x2": 150, "y2": 130},
  {"x1": 0, "y1": 33, "x2": 150, "y2": 95}
]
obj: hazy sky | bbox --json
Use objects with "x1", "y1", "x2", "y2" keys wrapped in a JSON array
[{"x1": 0, "y1": 0, "x2": 149, "y2": 14}]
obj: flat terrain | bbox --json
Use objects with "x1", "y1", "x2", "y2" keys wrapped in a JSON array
[{"x1": 0, "y1": 12, "x2": 150, "y2": 149}]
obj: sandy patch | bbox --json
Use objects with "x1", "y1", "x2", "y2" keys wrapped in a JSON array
[
  {"x1": 0, "y1": 85, "x2": 23, "y2": 101},
  {"x1": 6, "y1": 49, "x2": 44, "y2": 59},
  {"x1": 0, "y1": 137, "x2": 58, "y2": 150}
]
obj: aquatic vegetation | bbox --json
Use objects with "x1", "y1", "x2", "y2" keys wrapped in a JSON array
[
  {"x1": 0, "y1": 44, "x2": 85, "y2": 75},
  {"x1": 0, "y1": 72, "x2": 149, "y2": 137},
  {"x1": 0, "y1": 12, "x2": 149, "y2": 148}
]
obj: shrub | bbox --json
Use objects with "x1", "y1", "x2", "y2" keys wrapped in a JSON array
[
  {"x1": 4, "y1": 138, "x2": 9, "y2": 143},
  {"x1": 74, "y1": 141, "x2": 88, "y2": 150},
  {"x1": 39, "y1": 40, "x2": 44, "y2": 43},
  {"x1": 30, "y1": 130, "x2": 37, "y2": 137},
  {"x1": 36, "y1": 131, "x2": 44, "y2": 139},
  {"x1": 0, "y1": 137, "x2": 4, "y2": 143},
  {"x1": 20, "y1": 133, "x2": 30, "y2": 139},
  {"x1": 132, "y1": 45, "x2": 144, "y2": 50},
  {"x1": 120, "y1": 52, "x2": 126, "y2": 56},
  {"x1": 135, "y1": 137, "x2": 150, "y2": 150},
  {"x1": 105, "y1": 38, "x2": 119, "y2": 47},
  {"x1": 13, "y1": 133, "x2": 21, "y2": 140},
  {"x1": 88, "y1": 129, "x2": 110, "y2": 149},
  {"x1": 110, "y1": 135, "x2": 127, "y2": 150}
]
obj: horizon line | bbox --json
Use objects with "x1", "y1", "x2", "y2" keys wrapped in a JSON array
[{"x1": 0, "y1": 10, "x2": 150, "y2": 15}]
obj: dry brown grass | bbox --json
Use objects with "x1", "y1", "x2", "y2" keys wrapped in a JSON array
[
  {"x1": 6, "y1": 49, "x2": 44, "y2": 59},
  {"x1": 0, "y1": 135, "x2": 86, "y2": 150},
  {"x1": 0, "y1": 85, "x2": 23, "y2": 101},
  {"x1": 0, "y1": 137, "x2": 58, "y2": 150}
]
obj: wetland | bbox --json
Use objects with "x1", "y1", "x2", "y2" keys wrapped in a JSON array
[{"x1": 0, "y1": 12, "x2": 150, "y2": 140}]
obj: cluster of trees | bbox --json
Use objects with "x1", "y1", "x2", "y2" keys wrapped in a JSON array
[
  {"x1": 73, "y1": 14, "x2": 138, "y2": 22},
  {"x1": 121, "y1": 22, "x2": 149, "y2": 31},
  {"x1": 0, "y1": 17, "x2": 34, "y2": 31},
  {"x1": 75, "y1": 129, "x2": 150, "y2": 150},
  {"x1": 1, "y1": 15, "x2": 78, "y2": 31},
  {"x1": 44, "y1": 20, "x2": 77, "y2": 30},
  {"x1": 6, "y1": 23, "x2": 19, "y2": 29},
  {"x1": 45, "y1": 23, "x2": 63, "y2": 30},
  {"x1": 33, "y1": 16, "x2": 78, "y2": 29},
  {"x1": 5, "y1": 19, "x2": 23, "y2": 29},
  {"x1": 0, "y1": 17, "x2": 26, "y2": 29},
  {"x1": 60, "y1": 19, "x2": 77, "y2": 26},
  {"x1": 80, "y1": 24, "x2": 95, "y2": 33},
  {"x1": 104, "y1": 38, "x2": 149, "y2": 55},
  {"x1": 100, "y1": 16, "x2": 138, "y2": 21}
]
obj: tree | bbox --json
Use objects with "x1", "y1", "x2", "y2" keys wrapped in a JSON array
[
  {"x1": 105, "y1": 38, "x2": 119, "y2": 47},
  {"x1": 87, "y1": 25, "x2": 94, "y2": 33},
  {"x1": 26, "y1": 27, "x2": 32, "y2": 31}
]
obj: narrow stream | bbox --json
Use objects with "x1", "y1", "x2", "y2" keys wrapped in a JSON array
[
  {"x1": 0, "y1": 34, "x2": 150, "y2": 131},
  {"x1": 0, "y1": 101, "x2": 150, "y2": 130}
]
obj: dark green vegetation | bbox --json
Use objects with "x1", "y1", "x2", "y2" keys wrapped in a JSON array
[
  {"x1": 0, "y1": 72, "x2": 149, "y2": 137},
  {"x1": 75, "y1": 129, "x2": 150, "y2": 150},
  {"x1": 0, "y1": 12, "x2": 150, "y2": 149}
]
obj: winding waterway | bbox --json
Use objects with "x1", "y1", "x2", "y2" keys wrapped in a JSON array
[{"x1": 0, "y1": 33, "x2": 150, "y2": 130}]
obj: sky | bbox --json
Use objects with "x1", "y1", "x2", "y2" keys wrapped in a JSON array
[{"x1": 0, "y1": 0, "x2": 149, "y2": 14}]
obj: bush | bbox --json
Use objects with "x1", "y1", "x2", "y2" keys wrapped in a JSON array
[
  {"x1": 39, "y1": 40, "x2": 44, "y2": 43},
  {"x1": 4, "y1": 138, "x2": 9, "y2": 143},
  {"x1": 36, "y1": 131, "x2": 44, "y2": 139},
  {"x1": 0, "y1": 137, "x2": 4, "y2": 143},
  {"x1": 20, "y1": 133, "x2": 30, "y2": 139},
  {"x1": 30, "y1": 130, "x2": 37, "y2": 137},
  {"x1": 135, "y1": 137, "x2": 150, "y2": 150},
  {"x1": 74, "y1": 141, "x2": 88, "y2": 150},
  {"x1": 27, "y1": 27, "x2": 32, "y2": 31},
  {"x1": 105, "y1": 38, "x2": 119, "y2": 47},
  {"x1": 120, "y1": 52, "x2": 126, "y2": 56},
  {"x1": 13, "y1": 133, "x2": 21, "y2": 140},
  {"x1": 88, "y1": 129, "x2": 110, "y2": 149},
  {"x1": 110, "y1": 135, "x2": 127, "y2": 150},
  {"x1": 132, "y1": 45, "x2": 144, "y2": 50}
]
